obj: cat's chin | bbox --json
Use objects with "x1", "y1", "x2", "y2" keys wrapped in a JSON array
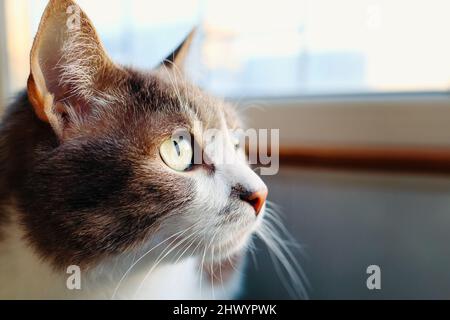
[
  {"x1": 206, "y1": 228, "x2": 254, "y2": 263},
  {"x1": 212, "y1": 208, "x2": 264, "y2": 260}
]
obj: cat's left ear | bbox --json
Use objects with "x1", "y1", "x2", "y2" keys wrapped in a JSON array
[
  {"x1": 27, "y1": 0, "x2": 122, "y2": 139},
  {"x1": 159, "y1": 28, "x2": 197, "y2": 70}
]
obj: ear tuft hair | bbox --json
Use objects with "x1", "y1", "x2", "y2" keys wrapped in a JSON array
[{"x1": 27, "y1": 0, "x2": 122, "y2": 138}]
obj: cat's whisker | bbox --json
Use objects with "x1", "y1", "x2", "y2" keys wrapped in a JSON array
[
  {"x1": 265, "y1": 239, "x2": 298, "y2": 298},
  {"x1": 190, "y1": 233, "x2": 205, "y2": 260},
  {"x1": 166, "y1": 60, "x2": 212, "y2": 131},
  {"x1": 264, "y1": 209, "x2": 303, "y2": 249},
  {"x1": 210, "y1": 245, "x2": 215, "y2": 300},
  {"x1": 253, "y1": 201, "x2": 310, "y2": 298},
  {"x1": 199, "y1": 231, "x2": 215, "y2": 297},
  {"x1": 248, "y1": 236, "x2": 259, "y2": 271},
  {"x1": 161, "y1": 63, "x2": 189, "y2": 115},
  {"x1": 174, "y1": 232, "x2": 201, "y2": 265},
  {"x1": 171, "y1": 229, "x2": 202, "y2": 273},
  {"x1": 256, "y1": 210, "x2": 309, "y2": 299},
  {"x1": 133, "y1": 226, "x2": 201, "y2": 298},
  {"x1": 225, "y1": 246, "x2": 239, "y2": 273},
  {"x1": 208, "y1": 230, "x2": 221, "y2": 299},
  {"x1": 164, "y1": 60, "x2": 192, "y2": 109},
  {"x1": 170, "y1": 233, "x2": 202, "y2": 290},
  {"x1": 200, "y1": 228, "x2": 220, "y2": 297},
  {"x1": 199, "y1": 244, "x2": 207, "y2": 297},
  {"x1": 260, "y1": 223, "x2": 308, "y2": 292},
  {"x1": 218, "y1": 245, "x2": 226, "y2": 296},
  {"x1": 112, "y1": 223, "x2": 197, "y2": 299}
]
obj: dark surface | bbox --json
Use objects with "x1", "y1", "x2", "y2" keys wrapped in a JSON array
[{"x1": 242, "y1": 167, "x2": 450, "y2": 299}]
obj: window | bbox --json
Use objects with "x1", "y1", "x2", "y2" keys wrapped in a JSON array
[{"x1": 6, "y1": 0, "x2": 450, "y2": 99}]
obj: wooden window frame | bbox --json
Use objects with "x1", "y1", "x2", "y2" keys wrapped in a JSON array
[{"x1": 241, "y1": 92, "x2": 450, "y2": 175}]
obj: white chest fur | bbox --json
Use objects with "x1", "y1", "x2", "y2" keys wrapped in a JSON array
[{"x1": 0, "y1": 209, "x2": 240, "y2": 300}]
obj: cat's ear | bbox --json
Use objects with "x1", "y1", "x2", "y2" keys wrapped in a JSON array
[
  {"x1": 159, "y1": 28, "x2": 196, "y2": 70},
  {"x1": 27, "y1": 0, "x2": 119, "y2": 138}
]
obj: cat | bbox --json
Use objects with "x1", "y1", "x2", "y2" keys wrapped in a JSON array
[{"x1": 0, "y1": 0, "x2": 300, "y2": 300}]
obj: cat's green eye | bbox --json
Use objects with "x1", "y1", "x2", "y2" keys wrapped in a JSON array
[{"x1": 160, "y1": 137, "x2": 193, "y2": 171}]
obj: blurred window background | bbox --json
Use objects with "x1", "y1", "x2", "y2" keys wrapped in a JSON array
[
  {"x1": 1, "y1": 0, "x2": 450, "y2": 300},
  {"x1": 1, "y1": 0, "x2": 450, "y2": 100}
]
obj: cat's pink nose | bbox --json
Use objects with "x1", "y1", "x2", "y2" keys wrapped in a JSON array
[{"x1": 241, "y1": 188, "x2": 268, "y2": 216}]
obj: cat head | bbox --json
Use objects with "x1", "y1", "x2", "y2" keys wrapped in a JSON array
[{"x1": 21, "y1": 0, "x2": 268, "y2": 269}]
